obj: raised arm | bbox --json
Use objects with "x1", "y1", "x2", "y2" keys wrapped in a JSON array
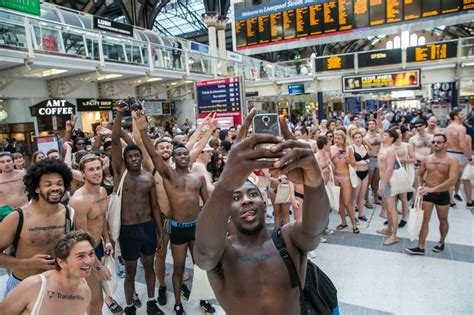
[
  {"x1": 276, "y1": 115, "x2": 329, "y2": 252},
  {"x1": 194, "y1": 109, "x2": 282, "y2": 270},
  {"x1": 186, "y1": 112, "x2": 212, "y2": 152},
  {"x1": 131, "y1": 110, "x2": 154, "y2": 172},
  {"x1": 377, "y1": 107, "x2": 384, "y2": 131},
  {"x1": 189, "y1": 116, "x2": 218, "y2": 165},
  {"x1": 63, "y1": 114, "x2": 77, "y2": 144},
  {"x1": 111, "y1": 104, "x2": 125, "y2": 183},
  {"x1": 133, "y1": 110, "x2": 175, "y2": 181}
]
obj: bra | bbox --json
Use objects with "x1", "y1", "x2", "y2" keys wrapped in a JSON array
[{"x1": 353, "y1": 145, "x2": 369, "y2": 162}]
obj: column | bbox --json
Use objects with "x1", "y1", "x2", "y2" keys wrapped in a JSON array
[
  {"x1": 203, "y1": 12, "x2": 219, "y2": 77},
  {"x1": 217, "y1": 17, "x2": 228, "y2": 75}
]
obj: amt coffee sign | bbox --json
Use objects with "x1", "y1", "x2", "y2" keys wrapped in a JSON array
[{"x1": 30, "y1": 99, "x2": 76, "y2": 116}]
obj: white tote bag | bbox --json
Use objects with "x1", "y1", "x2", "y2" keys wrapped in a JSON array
[
  {"x1": 461, "y1": 164, "x2": 474, "y2": 180},
  {"x1": 325, "y1": 167, "x2": 340, "y2": 212},
  {"x1": 189, "y1": 264, "x2": 216, "y2": 301},
  {"x1": 101, "y1": 254, "x2": 118, "y2": 296},
  {"x1": 348, "y1": 165, "x2": 361, "y2": 188},
  {"x1": 408, "y1": 189, "x2": 424, "y2": 241},
  {"x1": 274, "y1": 183, "x2": 291, "y2": 204},
  {"x1": 390, "y1": 149, "x2": 411, "y2": 196},
  {"x1": 107, "y1": 169, "x2": 127, "y2": 241},
  {"x1": 405, "y1": 163, "x2": 416, "y2": 187}
]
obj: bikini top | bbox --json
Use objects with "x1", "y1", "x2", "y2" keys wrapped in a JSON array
[{"x1": 352, "y1": 145, "x2": 369, "y2": 162}]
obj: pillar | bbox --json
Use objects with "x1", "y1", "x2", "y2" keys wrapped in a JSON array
[
  {"x1": 203, "y1": 12, "x2": 219, "y2": 76},
  {"x1": 216, "y1": 17, "x2": 228, "y2": 75}
]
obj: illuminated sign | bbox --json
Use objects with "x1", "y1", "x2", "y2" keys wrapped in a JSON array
[
  {"x1": 358, "y1": 48, "x2": 402, "y2": 67},
  {"x1": 316, "y1": 54, "x2": 354, "y2": 71},
  {"x1": 343, "y1": 70, "x2": 421, "y2": 92},
  {"x1": 406, "y1": 41, "x2": 457, "y2": 62},
  {"x1": 288, "y1": 84, "x2": 305, "y2": 94}
]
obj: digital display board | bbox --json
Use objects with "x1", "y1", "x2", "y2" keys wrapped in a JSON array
[
  {"x1": 370, "y1": 0, "x2": 386, "y2": 25},
  {"x1": 358, "y1": 48, "x2": 402, "y2": 67},
  {"x1": 296, "y1": 6, "x2": 310, "y2": 37},
  {"x1": 234, "y1": 0, "x2": 472, "y2": 52},
  {"x1": 316, "y1": 54, "x2": 354, "y2": 71},
  {"x1": 386, "y1": 0, "x2": 403, "y2": 22},
  {"x1": 354, "y1": 0, "x2": 370, "y2": 28},
  {"x1": 288, "y1": 84, "x2": 305, "y2": 94},
  {"x1": 342, "y1": 70, "x2": 421, "y2": 92},
  {"x1": 339, "y1": 0, "x2": 355, "y2": 31},
  {"x1": 196, "y1": 77, "x2": 242, "y2": 125},
  {"x1": 406, "y1": 41, "x2": 457, "y2": 62}
]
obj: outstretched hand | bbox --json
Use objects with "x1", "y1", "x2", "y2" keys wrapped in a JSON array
[
  {"x1": 132, "y1": 110, "x2": 149, "y2": 131},
  {"x1": 66, "y1": 114, "x2": 77, "y2": 132}
]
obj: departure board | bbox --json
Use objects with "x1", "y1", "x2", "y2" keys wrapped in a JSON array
[
  {"x1": 358, "y1": 48, "x2": 402, "y2": 67},
  {"x1": 354, "y1": 0, "x2": 370, "y2": 28},
  {"x1": 387, "y1": 0, "x2": 403, "y2": 22},
  {"x1": 407, "y1": 41, "x2": 457, "y2": 62},
  {"x1": 309, "y1": 4, "x2": 324, "y2": 35},
  {"x1": 316, "y1": 54, "x2": 354, "y2": 71},
  {"x1": 235, "y1": 20, "x2": 247, "y2": 48},
  {"x1": 370, "y1": 0, "x2": 386, "y2": 25},
  {"x1": 283, "y1": 9, "x2": 296, "y2": 39},
  {"x1": 339, "y1": 0, "x2": 354, "y2": 31},
  {"x1": 442, "y1": 0, "x2": 461, "y2": 13},
  {"x1": 324, "y1": 0, "x2": 339, "y2": 33},
  {"x1": 246, "y1": 18, "x2": 258, "y2": 46},
  {"x1": 296, "y1": 7, "x2": 310, "y2": 37},
  {"x1": 270, "y1": 12, "x2": 284, "y2": 42},
  {"x1": 422, "y1": 0, "x2": 441, "y2": 16},
  {"x1": 258, "y1": 15, "x2": 271, "y2": 44},
  {"x1": 234, "y1": 0, "x2": 472, "y2": 51}
]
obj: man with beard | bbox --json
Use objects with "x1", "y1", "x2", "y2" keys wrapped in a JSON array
[
  {"x1": 406, "y1": 134, "x2": 458, "y2": 255},
  {"x1": 0, "y1": 231, "x2": 94, "y2": 314},
  {"x1": 112, "y1": 104, "x2": 164, "y2": 315},
  {"x1": 0, "y1": 153, "x2": 28, "y2": 220},
  {"x1": 134, "y1": 111, "x2": 214, "y2": 315},
  {"x1": 194, "y1": 109, "x2": 329, "y2": 314},
  {"x1": 0, "y1": 159, "x2": 73, "y2": 296},
  {"x1": 426, "y1": 116, "x2": 442, "y2": 135},
  {"x1": 68, "y1": 154, "x2": 122, "y2": 314}
]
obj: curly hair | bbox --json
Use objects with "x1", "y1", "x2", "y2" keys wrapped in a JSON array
[{"x1": 24, "y1": 159, "x2": 73, "y2": 200}]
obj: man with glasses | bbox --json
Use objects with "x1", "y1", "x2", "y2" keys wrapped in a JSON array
[
  {"x1": 406, "y1": 134, "x2": 458, "y2": 255},
  {"x1": 409, "y1": 119, "x2": 433, "y2": 176},
  {"x1": 444, "y1": 109, "x2": 470, "y2": 204}
]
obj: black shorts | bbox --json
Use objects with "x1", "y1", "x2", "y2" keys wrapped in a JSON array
[
  {"x1": 119, "y1": 220, "x2": 157, "y2": 260},
  {"x1": 170, "y1": 220, "x2": 196, "y2": 245},
  {"x1": 94, "y1": 241, "x2": 104, "y2": 261},
  {"x1": 422, "y1": 191, "x2": 450, "y2": 206}
]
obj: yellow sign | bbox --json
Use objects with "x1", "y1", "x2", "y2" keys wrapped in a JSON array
[
  {"x1": 327, "y1": 56, "x2": 342, "y2": 69},
  {"x1": 415, "y1": 44, "x2": 447, "y2": 61}
]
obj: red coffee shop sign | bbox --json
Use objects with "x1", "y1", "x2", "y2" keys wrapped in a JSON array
[{"x1": 30, "y1": 99, "x2": 76, "y2": 116}]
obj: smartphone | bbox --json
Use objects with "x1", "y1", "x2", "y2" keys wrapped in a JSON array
[{"x1": 253, "y1": 113, "x2": 281, "y2": 160}]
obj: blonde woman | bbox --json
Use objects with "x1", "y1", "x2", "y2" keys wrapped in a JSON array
[
  {"x1": 347, "y1": 130, "x2": 370, "y2": 221},
  {"x1": 331, "y1": 130, "x2": 359, "y2": 233}
]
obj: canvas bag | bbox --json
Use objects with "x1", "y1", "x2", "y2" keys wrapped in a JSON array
[
  {"x1": 325, "y1": 166, "x2": 340, "y2": 212},
  {"x1": 274, "y1": 176, "x2": 291, "y2": 204},
  {"x1": 101, "y1": 254, "x2": 118, "y2": 295},
  {"x1": 461, "y1": 164, "x2": 474, "y2": 180},
  {"x1": 408, "y1": 189, "x2": 424, "y2": 241},
  {"x1": 389, "y1": 148, "x2": 411, "y2": 196},
  {"x1": 107, "y1": 169, "x2": 127, "y2": 241},
  {"x1": 189, "y1": 264, "x2": 216, "y2": 301}
]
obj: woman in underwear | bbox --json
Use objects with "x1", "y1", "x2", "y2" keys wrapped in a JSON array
[
  {"x1": 331, "y1": 130, "x2": 359, "y2": 233},
  {"x1": 347, "y1": 130, "x2": 370, "y2": 221}
]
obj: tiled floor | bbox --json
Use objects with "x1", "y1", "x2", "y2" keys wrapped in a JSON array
[{"x1": 1, "y1": 199, "x2": 472, "y2": 314}]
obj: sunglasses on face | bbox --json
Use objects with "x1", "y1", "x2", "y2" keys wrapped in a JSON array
[{"x1": 431, "y1": 141, "x2": 445, "y2": 144}]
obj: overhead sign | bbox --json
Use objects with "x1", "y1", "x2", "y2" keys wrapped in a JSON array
[
  {"x1": 288, "y1": 84, "x2": 305, "y2": 94},
  {"x1": 358, "y1": 48, "x2": 402, "y2": 67},
  {"x1": 76, "y1": 99, "x2": 114, "y2": 112},
  {"x1": 93, "y1": 16, "x2": 134, "y2": 37},
  {"x1": 195, "y1": 77, "x2": 243, "y2": 125},
  {"x1": 0, "y1": 0, "x2": 40, "y2": 16},
  {"x1": 342, "y1": 70, "x2": 421, "y2": 92},
  {"x1": 30, "y1": 99, "x2": 76, "y2": 117},
  {"x1": 234, "y1": 0, "x2": 471, "y2": 53},
  {"x1": 406, "y1": 41, "x2": 457, "y2": 62},
  {"x1": 190, "y1": 42, "x2": 210, "y2": 54},
  {"x1": 316, "y1": 54, "x2": 354, "y2": 71}
]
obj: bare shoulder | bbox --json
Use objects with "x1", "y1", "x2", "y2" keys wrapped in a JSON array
[{"x1": 68, "y1": 191, "x2": 88, "y2": 211}]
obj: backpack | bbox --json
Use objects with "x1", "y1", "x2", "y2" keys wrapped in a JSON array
[
  {"x1": 272, "y1": 228, "x2": 339, "y2": 315},
  {"x1": 11, "y1": 206, "x2": 74, "y2": 257}
]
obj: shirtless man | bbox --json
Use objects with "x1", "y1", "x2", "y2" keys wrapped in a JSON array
[
  {"x1": 0, "y1": 159, "x2": 73, "y2": 296},
  {"x1": 194, "y1": 109, "x2": 329, "y2": 314},
  {"x1": 406, "y1": 134, "x2": 458, "y2": 255},
  {"x1": 444, "y1": 109, "x2": 470, "y2": 204},
  {"x1": 376, "y1": 129, "x2": 399, "y2": 246},
  {"x1": 409, "y1": 119, "x2": 433, "y2": 176},
  {"x1": 0, "y1": 231, "x2": 94, "y2": 314},
  {"x1": 112, "y1": 104, "x2": 164, "y2": 315},
  {"x1": 191, "y1": 144, "x2": 215, "y2": 194},
  {"x1": 134, "y1": 111, "x2": 215, "y2": 315},
  {"x1": 0, "y1": 152, "x2": 28, "y2": 220},
  {"x1": 68, "y1": 154, "x2": 122, "y2": 314},
  {"x1": 364, "y1": 119, "x2": 381, "y2": 207},
  {"x1": 426, "y1": 116, "x2": 442, "y2": 135},
  {"x1": 315, "y1": 136, "x2": 332, "y2": 184}
]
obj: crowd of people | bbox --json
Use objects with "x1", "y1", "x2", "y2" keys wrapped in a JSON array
[{"x1": 0, "y1": 99, "x2": 472, "y2": 314}]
